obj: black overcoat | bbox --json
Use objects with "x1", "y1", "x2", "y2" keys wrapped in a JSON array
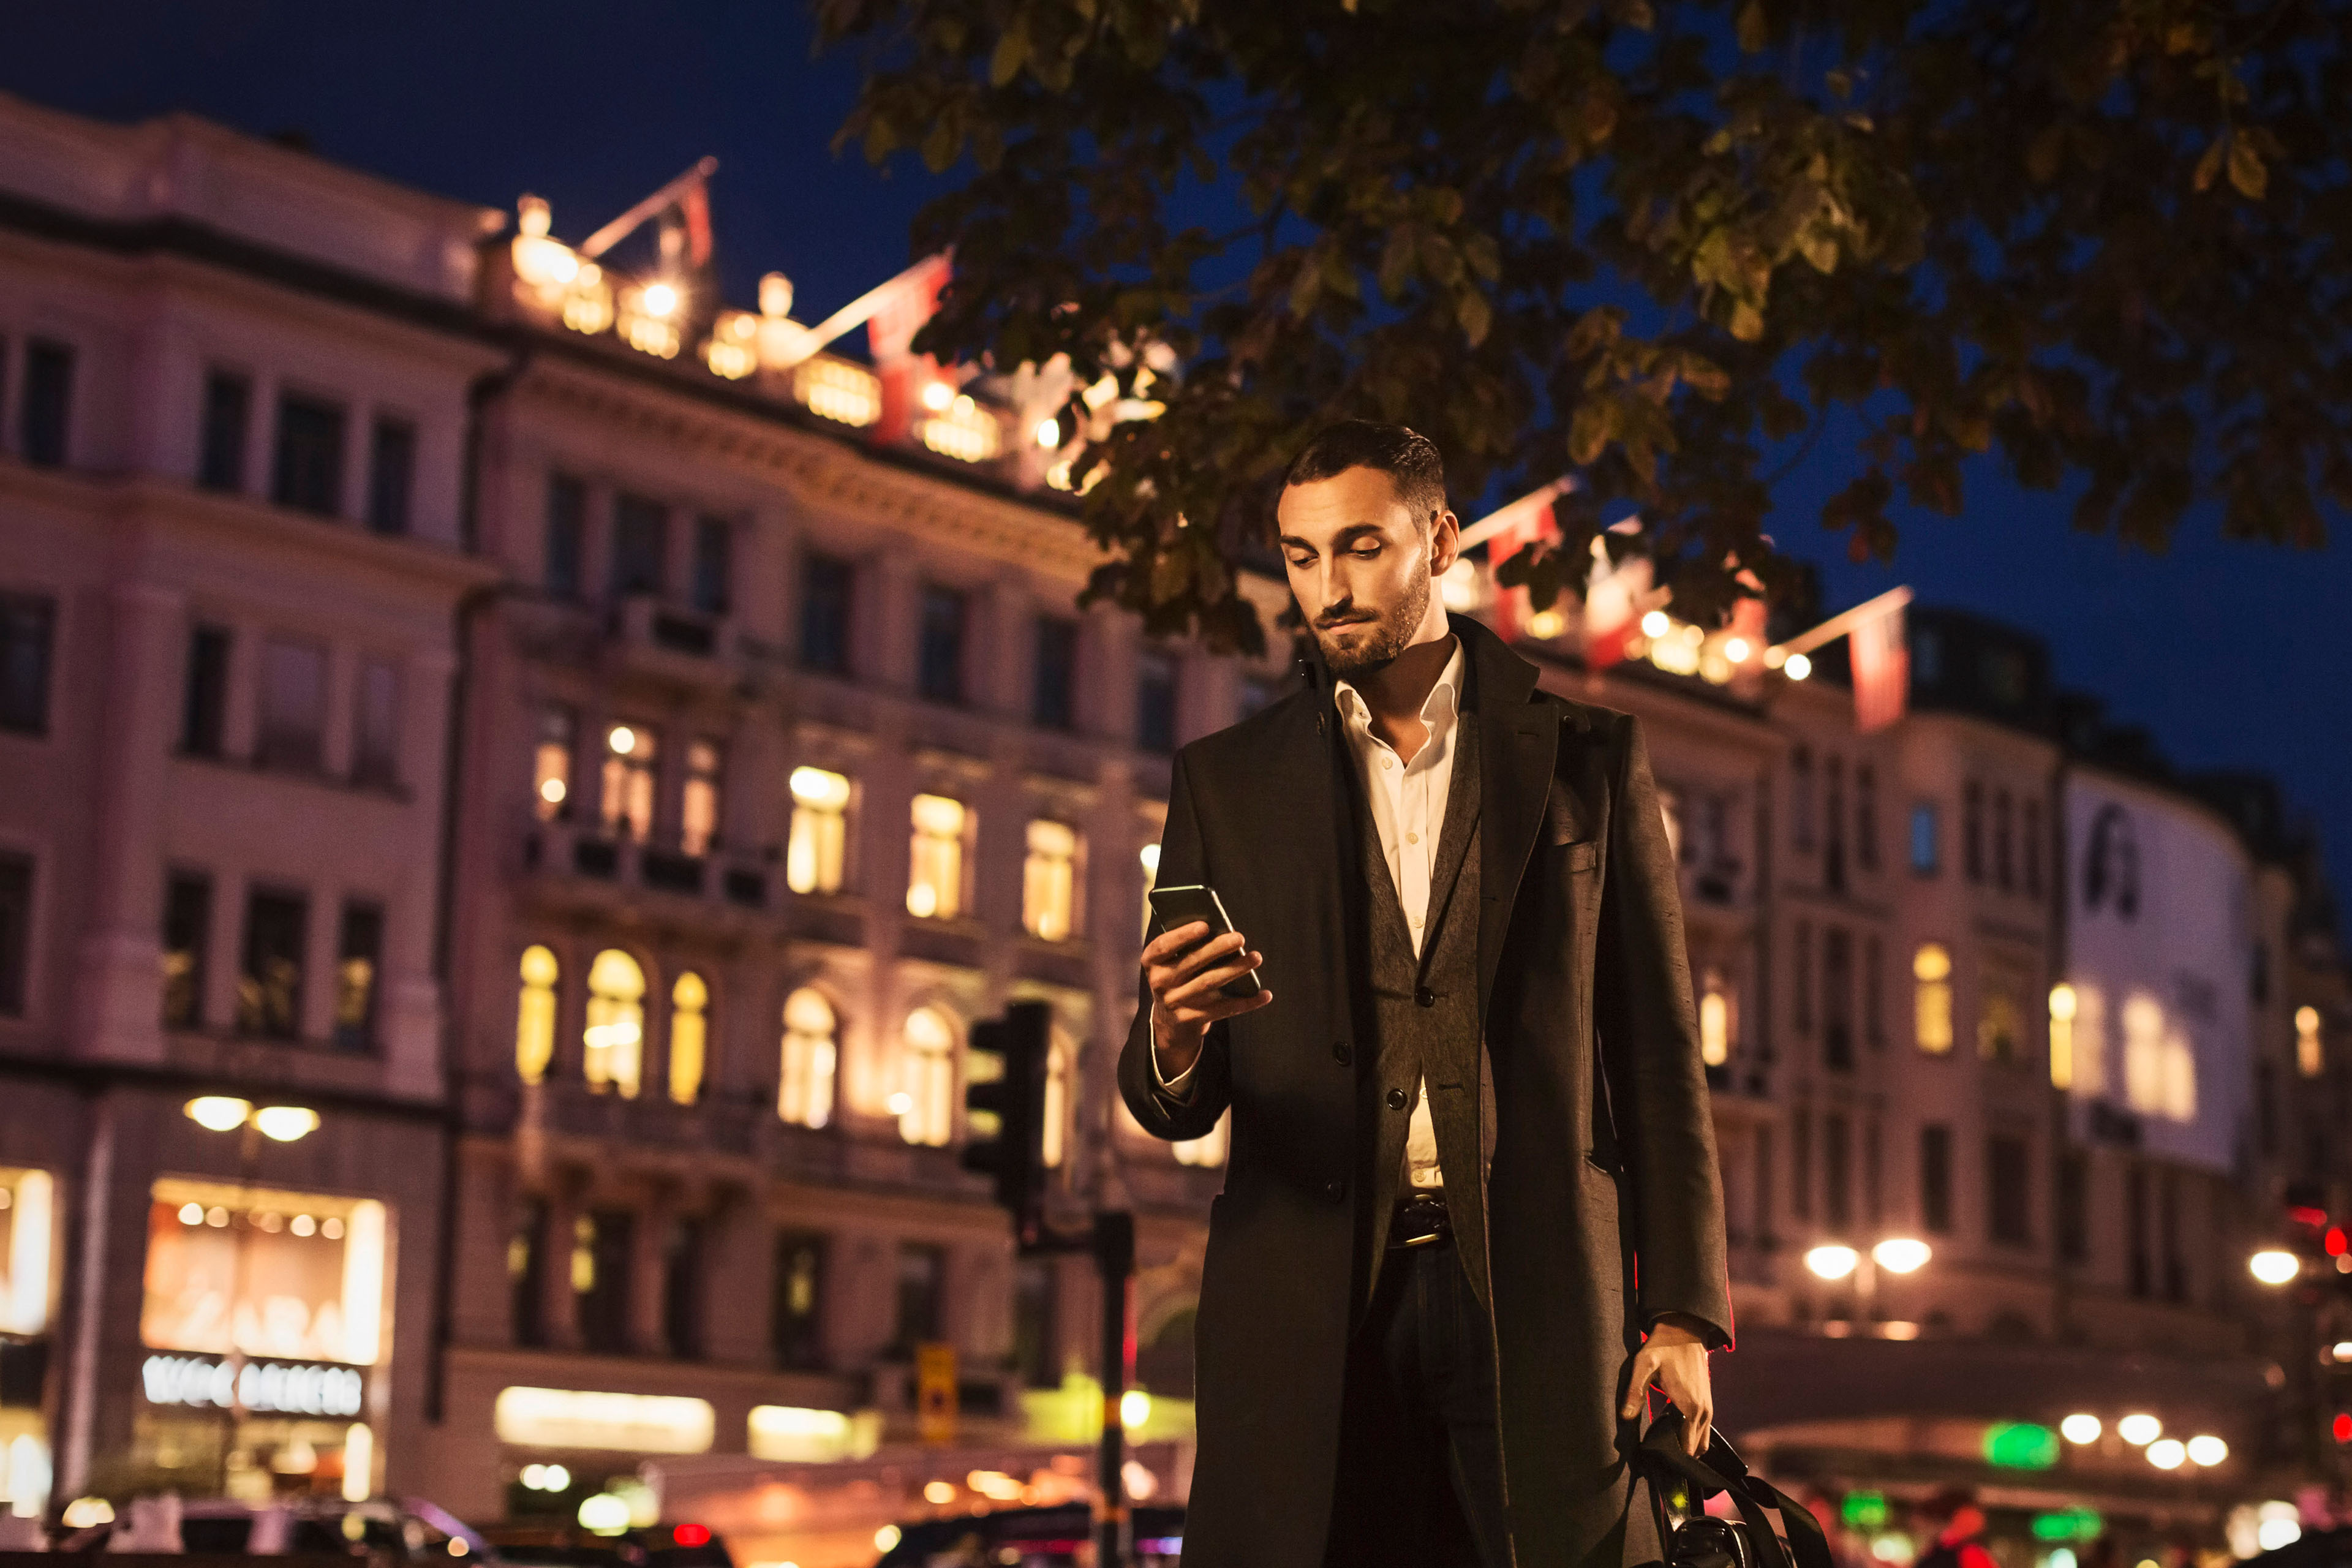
[{"x1": 1117, "y1": 614, "x2": 1733, "y2": 1568}]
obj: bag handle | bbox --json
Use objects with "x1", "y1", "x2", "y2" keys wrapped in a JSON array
[{"x1": 1635, "y1": 1411, "x2": 1834, "y2": 1568}]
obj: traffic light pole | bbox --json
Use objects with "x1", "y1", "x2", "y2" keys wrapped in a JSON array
[{"x1": 1091, "y1": 1210, "x2": 1136, "y2": 1568}]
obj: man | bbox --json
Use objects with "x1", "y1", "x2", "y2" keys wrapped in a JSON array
[{"x1": 1117, "y1": 421, "x2": 1732, "y2": 1568}]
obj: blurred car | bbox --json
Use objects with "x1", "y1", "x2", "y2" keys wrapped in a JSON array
[
  {"x1": 59, "y1": 1495, "x2": 499, "y2": 1558},
  {"x1": 873, "y1": 1504, "x2": 1183, "y2": 1567},
  {"x1": 476, "y1": 1520, "x2": 734, "y2": 1568}
]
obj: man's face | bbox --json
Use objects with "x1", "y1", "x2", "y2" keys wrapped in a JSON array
[{"x1": 1276, "y1": 466, "x2": 1458, "y2": 679}]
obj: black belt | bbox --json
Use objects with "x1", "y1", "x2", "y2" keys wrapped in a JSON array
[{"x1": 1389, "y1": 1193, "x2": 1451, "y2": 1250}]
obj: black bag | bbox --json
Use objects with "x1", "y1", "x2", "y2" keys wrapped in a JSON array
[{"x1": 1634, "y1": 1409, "x2": 1834, "y2": 1568}]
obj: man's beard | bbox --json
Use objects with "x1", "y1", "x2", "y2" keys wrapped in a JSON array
[{"x1": 1315, "y1": 559, "x2": 1433, "y2": 681}]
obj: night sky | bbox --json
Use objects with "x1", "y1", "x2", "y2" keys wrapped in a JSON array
[{"x1": 11, "y1": 2, "x2": 2347, "y2": 909}]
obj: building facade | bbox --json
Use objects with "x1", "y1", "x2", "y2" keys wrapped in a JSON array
[{"x1": 0, "y1": 90, "x2": 2345, "y2": 1567}]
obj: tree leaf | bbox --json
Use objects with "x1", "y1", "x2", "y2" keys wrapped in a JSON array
[
  {"x1": 1457, "y1": 289, "x2": 1493, "y2": 347},
  {"x1": 990, "y1": 28, "x2": 1028, "y2": 87},
  {"x1": 1736, "y1": 0, "x2": 1767, "y2": 52},
  {"x1": 2228, "y1": 137, "x2": 2267, "y2": 200},
  {"x1": 2193, "y1": 134, "x2": 2226, "y2": 193}
]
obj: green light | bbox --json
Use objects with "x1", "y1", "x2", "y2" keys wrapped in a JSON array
[
  {"x1": 1986, "y1": 1422, "x2": 2061, "y2": 1469},
  {"x1": 1842, "y1": 1493, "x2": 1891, "y2": 1532},
  {"x1": 2031, "y1": 1509, "x2": 2103, "y2": 1543}
]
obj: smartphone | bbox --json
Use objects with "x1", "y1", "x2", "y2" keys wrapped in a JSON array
[{"x1": 1146, "y1": 884, "x2": 1264, "y2": 1000}]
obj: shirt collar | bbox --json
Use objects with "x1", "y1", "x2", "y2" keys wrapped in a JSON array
[{"x1": 1333, "y1": 636, "x2": 1465, "y2": 738}]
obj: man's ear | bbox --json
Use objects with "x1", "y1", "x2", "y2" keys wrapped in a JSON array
[{"x1": 1430, "y1": 508, "x2": 1462, "y2": 575}]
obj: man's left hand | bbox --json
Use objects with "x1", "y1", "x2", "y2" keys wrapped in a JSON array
[{"x1": 1620, "y1": 1316, "x2": 1714, "y2": 1454}]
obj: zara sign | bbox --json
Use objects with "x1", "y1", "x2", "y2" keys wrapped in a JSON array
[{"x1": 141, "y1": 1354, "x2": 365, "y2": 1419}]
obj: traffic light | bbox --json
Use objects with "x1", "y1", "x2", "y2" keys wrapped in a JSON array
[{"x1": 962, "y1": 999, "x2": 1052, "y2": 1248}]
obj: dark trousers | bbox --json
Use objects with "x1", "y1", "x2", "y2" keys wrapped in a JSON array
[{"x1": 1321, "y1": 1238, "x2": 1510, "y2": 1568}]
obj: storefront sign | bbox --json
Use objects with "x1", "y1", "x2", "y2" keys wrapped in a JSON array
[
  {"x1": 493, "y1": 1387, "x2": 714, "y2": 1454},
  {"x1": 140, "y1": 1353, "x2": 364, "y2": 1417}
]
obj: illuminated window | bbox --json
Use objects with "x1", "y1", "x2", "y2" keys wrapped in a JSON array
[
  {"x1": 1023, "y1": 820, "x2": 1082, "y2": 941},
  {"x1": 668, "y1": 972, "x2": 708, "y2": 1106},
  {"x1": 584, "y1": 949, "x2": 646, "y2": 1098},
  {"x1": 1977, "y1": 965, "x2": 2022, "y2": 1065},
  {"x1": 1913, "y1": 943, "x2": 1953, "y2": 1055},
  {"x1": 2297, "y1": 1005, "x2": 2324, "y2": 1079},
  {"x1": 907, "y1": 795, "x2": 968, "y2": 919},
  {"x1": 2048, "y1": 983, "x2": 2078, "y2": 1090},
  {"x1": 786, "y1": 767, "x2": 851, "y2": 895},
  {"x1": 0, "y1": 1167, "x2": 56, "y2": 1336},
  {"x1": 2122, "y1": 993, "x2": 2196, "y2": 1121},
  {"x1": 1699, "y1": 970, "x2": 1733, "y2": 1067},
  {"x1": 534, "y1": 707, "x2": 575, "y2": 821},
  {"x1": 516, "y1": 946, "x2": 559, "y2": 1084},
  {"x1": 780, "y1": 988, "x2": 837, "y2": 1129},
  {"x1": 333, "y1": 901, "x2": 383, "y2": 1052},
  {"x1": 898, "y1": 1006, "x2": 955, "y2": 1147},
  {"x1": 1175, "y1": 1109, "x2": 1229, "y2": 1168},
  {"x1": 601, "y1": 725, "x2": 658, "y2": 843},
  {"x1": 1043, "y1": 1031, "x2": 1073, "y2": 1169},
  {"x1": 682, "y1": 741, "x2": 723, "y2": 857}
]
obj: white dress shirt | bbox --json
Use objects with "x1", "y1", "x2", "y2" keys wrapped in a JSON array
[{"x1": 1153, "y1": 637, "x2": 1466, "y2": 1193}]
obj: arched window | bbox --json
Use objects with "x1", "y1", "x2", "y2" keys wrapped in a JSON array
[
  {"x1": 1174, "y1": 1109, "x2": 1229, "y2": 1168},
  {"x1": 780, "y1": 988, "x2": 838, "y2": 1129},
  {"x1": 1042, "y1": 1031, "x2": 1074, "y2": 1169},
  {"x1": 516, "y1": 946, "x2": 559, "y2": 1084},
  {"x1": 897, "y1": 1006, "x2": 955, "y2": 1147},
  {"x1": 584, "y1": 949, "x2": 646, "y2": 1098},
  {"x1": 1912, "y1": 943, "x2": 1953, "y2": 1055},
  {"x1": 1023, "y1": 820, "x2": 1082, "y2": 941},
  {"x1": 669, "y1": 972, "x2": 709, "y2": 1106}
]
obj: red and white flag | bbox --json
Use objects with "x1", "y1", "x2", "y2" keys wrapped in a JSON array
[
  {"x1": 1580, "y1": 523, "x2": 1651, "y2": 667},
  {"x1": 866, "y1": 252, "x2": 953, "y2": 364},
  {"x1": 1850, "y1": 598, "x2": 1910, "y2": 733}
]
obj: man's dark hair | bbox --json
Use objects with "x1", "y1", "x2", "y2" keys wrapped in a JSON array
[{"x1": 1280, "y1": 420, "x2": 1448, "y2": 527}]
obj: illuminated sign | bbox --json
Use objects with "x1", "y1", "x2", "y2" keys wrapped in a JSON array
[
  {"x1": 747, "y1": 1404, "x2": 878, "y2": 1464},
  {"x1": 493, "y1": 1387, "x2": 714, "y2": 1454},
  {"x1": 141, "y1": 1354, "x2": 364, "y2": 1417},
  {"x1": 1841, "y1": 1493, "x2": 1890, "y2": 1531},
  {"x1": 1984, "y1": 1422, "x2": 2060, "y2": 1469},
  {"x1": 2032, "y1": 1509, "x2": 2103, "y2": 1542}
]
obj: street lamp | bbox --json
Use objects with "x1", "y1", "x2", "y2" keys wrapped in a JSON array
[
  {"x1": 2117, "y1": 1412, "x2": 2162, "y2": 1446},
  {"x1": 2250, "y1": 1249, "x2": 2302, "y2": 1286},
  {"x1": 1804, "y1": 1237, "x2": 1931, "y2": 1331},
  {"x1": 2060, "y1": 1414, "x2": 2103, "y2": 1444}
]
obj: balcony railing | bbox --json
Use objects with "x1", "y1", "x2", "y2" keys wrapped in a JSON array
[{"x1": 523, "y1": 816, "x2": 771, "y2": 912}]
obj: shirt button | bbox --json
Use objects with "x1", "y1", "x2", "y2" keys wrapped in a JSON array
[
  {"x1": 1324, "y1": 1178, "x2": 1349, "y2": 1204},
  {"x1": 1406, "y1": 831, "x2": 1419, "y2": 845},
  {"x1": 1414, "y1": 986, "x2": 1436, "y2": 1008},
  {"x1": 1332, "y1": 1041, "x2": 1352, "y2": 1065},
  {"x1": 1385, "y1": 1088, "x2": 1408, "y2": 1110},
  {"x1": 1410, "y1": 916, "x2": 1423, "y2": 928},
  {"x1": 1379, "y1": 756, "x2": 1393, "y2": 769}
]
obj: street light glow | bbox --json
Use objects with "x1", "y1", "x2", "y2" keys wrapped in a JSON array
[
  {"x1": 253, "y1": 1105, "x2": 321, "y2": 1143},
  {"x1": 640, "y1": 282, "x2": 678, "y2": 318},
  {"x1": 2117, "y1": 1413, "x2": 2162, "y2": 1446},
  {"x1": 1871, "y1": 1238, "x2": 1932, "y2": 1274},
  {"x1": 2249, "y1": 1249, "x2": 2301, "y2": 1286},
  {"x1": 1804, "y1": 1244, "x2": 1860, "y2": 1281},
  {"x1": 1641, "y1": 610, "x2": 1671, "y2": 638},
  {"x1": 2060, "y1": 1414, "x2": 2101, "y2": 1444},
  {"x1": 2185, "y1": 1434, "x2": 2228, "y2": 1466},
  {"x1": 185, "y1": 1096, "x2": 253, "y2": 1133},
  {"x1": 1035, "y1": 417, "x2": 1061, "y2": 448},
  {"x1": 2146, "y1": 1438, "x2": 2187, "y2": 1469},
  {"x1": 1784, "y1": 652, "x2": 1813, "y2": 680}
]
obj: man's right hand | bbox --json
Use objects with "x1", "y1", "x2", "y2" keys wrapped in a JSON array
[{"x1": 1144, "y1": 921, "x2": 1275, "y2": 1080}]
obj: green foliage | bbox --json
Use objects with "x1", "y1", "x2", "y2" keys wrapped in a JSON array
[{"x1": 819, "y1": 0, "x2": 2350, "y2": 651}]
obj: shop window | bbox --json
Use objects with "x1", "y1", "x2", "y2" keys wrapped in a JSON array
[
  {"x1": 610, "y1": 494, "x2": 667, "y2": 598},
  {"x1": 1022, "y1": 820, "x2": 1082, "y2": 941},
  {"x1": 333, "y1": 900, "x2": 383, "y2": 1052},
  {"x1": 0, "y1": 853, "x2": 29, "y2": 1018},
  {"x1": 365, "y1": 416, "x2": 414, "y2": 535},
  {"x1": 1033, "y1": 615, "x2": 1077, "y2": 730},
  {"x1": 891, "y1": 1242, "x2": 944, "y2": 1353},
  {"x1": 142, "y1": 1178, "x2": 387, "y2": 1365},
  {"x1": 515, "y1": 946, "x2": 559, "y2": 1084},
  {"x1": 798, "y1": 553, "x2": 854, "y2": 674},
  {"x1": 690, "y1": 516, "x2": 731, "y2": 616},
  {"x1": 236, "y1": 888, "x2": 308, "y2": 1039},
  {"x1": 906, "y1": 794, "x2": 968, "y2": 920},
  {"x1": 533, "y1": 707, "x2": 575, "y2": 821},
  {"x1": 574, "y1": 1210, "x2": 634, "y2": 1355},
  {"x1": 1913, "y1": 943, "x2": 1954, "y2": 1055},
  {"x1": 180, "y1": 625, "x2": 230, "y2": 757},
  {"x1": 584, "y1": 949, "x2": 646, "y2": 1098},
  {"x1": 1986, "y1": 1134, "x2": 2032, "y2": 1246},
  {"x1": 0, "y1": 1167, "x2": 56, "y2": 1336},
  {"x1": 600, "y1": 723, "x2": 658, "y2": 843},
  {"x1": 257, "y1": 637, "x2": 327, "y2": 772},
  {"x1": 680, "y1": 741, "x2": 722, "y2": 857},
  {"x1": 916, "y1": 584, "x2": 967, "y2": 704},
  {"x1": 1136, "y1": 648, "x2": 1178, "y2": 753},
  {"x1": 668, "y1": 972, "x2": 708, "y2": 1106},
  {"x1": 0, "y1": 594, "x2": 53, "y2": 739},
  {"x1": 161, "y1": 873, "x2": 212, "y2": 1030},
  {"x1": 897, "y1": 1006, "x2": 955, "y2": 1147},
  {"x1": 352, "y1": 659, "x2": 399, "y2": 788},
  {"x1": 779, "y1": 988, "x2": 837, "y2": 1129},
  {"x1": 545, "y1": 474, "x2": 586, "y2": 600},
  {"x1": 1920, "y1": 1125, "x2": 1953, "y2": 1234},
  {"x1": 271, "y1": 393, "x2": 345, "y2": 516},
  {"x1": 771, "y1": 1231, "x2": 827, "y2": 1370},
  {"x1": 1174, "y1": 1109, "x2": 1230, "y2": 1169},
  {"x1": 20, "y1": 341, "x2": 73, "y2": 469},
  {"x1": 199, "y1": 370, "x2": 251, "y2": 492},
  {"x1": 786, "y1": 767, "x2": 851, "y2": 895}
]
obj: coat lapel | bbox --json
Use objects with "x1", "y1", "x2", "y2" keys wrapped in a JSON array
[{"x1": 1460, "y1": 614, "x2": 1556, "y2": 1015}]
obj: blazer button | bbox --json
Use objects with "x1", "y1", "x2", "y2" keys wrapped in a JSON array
[
  {"x1": 1385, "y1": 1087, "x2": 1409, "y2": 1110},
  {"x1": 1323, "y1": 1178, "x2": 1348, "y2": 1203},
  {"x1": 1414, "y1": 986, "x2": 1437, "y2": 1008},
  {"x1": 1332, "y1": 1041, "x2": 1352, "y2": 1065}
]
